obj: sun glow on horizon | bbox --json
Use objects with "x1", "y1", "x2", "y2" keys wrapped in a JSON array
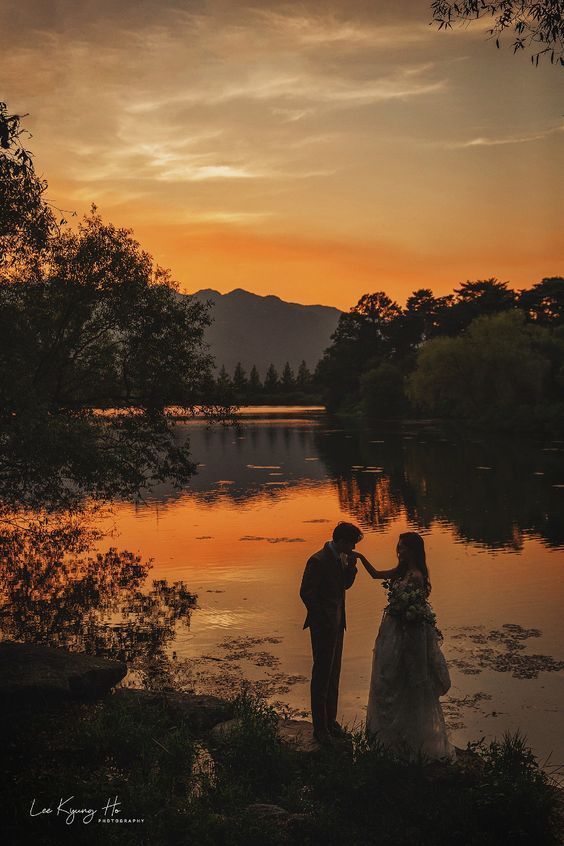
[{"x1": 4, "y1": 0, "x2": 562, "y2": 309}]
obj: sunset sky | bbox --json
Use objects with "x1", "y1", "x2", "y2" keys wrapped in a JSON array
[{"x1": 2, "y1": 0, "x2": 562, "y2": 308}]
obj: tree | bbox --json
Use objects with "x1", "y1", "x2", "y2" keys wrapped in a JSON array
[
  {"x1": 361, "y1": 363, "x2": 406, "y2": 419},
  {"x1": 408, "y1": 310, "x2": 563, "y2": 428},
  {"x1": 396, "y1": 289, "x2": 449, "y2": 357},
  {"x1": 0, "y1": 209, "x2": 214, "y2": 414},
  {"x1": 442, "y1": 278, "x2": 516, "y2": 335},
  {"x1": 518, "y1": 277, "x2": 564, "y2": 325},
  {"x1": 296, "y1": 360, "x2": 312, "y2": 390},
  {"x1": 317, "y1": 291, "x2": 403, "y2": 411},
  {"x1": 248, "y1": 364, "x2": 262, "y2": 395},
  {"x1": 264, "y1": 363, "x2": 279, "y2": 393},
  {"x1": 216, "y1": 365, "x2": 231, "y2": 389},
  {"x1": 431, "y1": 1, "x2": 564, "y2": 65},
  {"x1": 233, "y1": 362, "x2": 248, "y2": 395},
  {"x1": 0, "y1": 105, "x2": 233, "y2": 508},
  {"x1": 0, "y1": 102, "x2": 59, "y2": 267},
  {"x1": 281, "y1": 361, "x2": 295, "y2": 392}
]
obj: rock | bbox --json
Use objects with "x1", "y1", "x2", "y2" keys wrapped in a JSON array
[
  {"x1": 209, "y1": 716, "x2": 240, "y2": 743},
  {"x1": 0, "y1": 641, "x2": 126, "y2": 707},
  {"x1": 113, "y1": 688, "x2": 232, "y2": 731}
]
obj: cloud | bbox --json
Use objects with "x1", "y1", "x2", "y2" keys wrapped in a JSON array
[{"x1": 443, "y1": 125, "x2": 564, "y2": 149}]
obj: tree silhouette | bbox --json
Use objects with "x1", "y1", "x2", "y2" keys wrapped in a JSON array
[
  {"x1": 0, "y1": 105, "x2": 233, "y2": 509},
  {"x1": 233, "y1": 362, "x2": 248, "y2": 393},
  {"x1": 519, "y1": 277, "x2": 564, "y2": 325},
  {"x1": 431, "y1": 1, "x2": 564, "y2": 65},
  {"x1": 296, "y1": 360, "x2": 312, "y2": 390},
  {"x1": 248, "y1": 364, "x2": 262, "y2": 395},
  {"x1": 281, "y1": 361, "x2": 295, "y2": 391},
  {"x1": 264, "y1": 363, "x2": 279, "y2": 393},
  {"x1": 0, "y1": 103, "x2": 59, "y2": 267}
]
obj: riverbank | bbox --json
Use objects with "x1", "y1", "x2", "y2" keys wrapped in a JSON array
[{"x1": 2, "y1": 643, "x2": 561, "y2": 846}]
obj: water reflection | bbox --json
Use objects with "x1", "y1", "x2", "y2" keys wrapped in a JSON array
[
  {"x1": 0, "y1": 512, "x2": 196, "y2": 683},
  {"x1": 314, "y1": 426, "x2": 564, "y2": 549},
  {"x1": 149, "y1": 417, "x2": 564, "y2": 551}
]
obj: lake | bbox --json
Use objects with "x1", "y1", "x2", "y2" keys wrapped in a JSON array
[{"x1": 90, "y1": 408, "x2": 564, "y2": 763}]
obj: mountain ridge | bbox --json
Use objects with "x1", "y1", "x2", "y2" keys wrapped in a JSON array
[{"x1": 187, "y1": 287, "x2": 342, "y2": 376}]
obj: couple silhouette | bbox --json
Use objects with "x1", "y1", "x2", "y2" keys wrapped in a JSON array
[{"x1": 300, "y1": 522, "x2": 453, "y2": 759}]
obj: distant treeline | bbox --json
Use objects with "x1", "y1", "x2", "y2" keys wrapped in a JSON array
[
  {"x1": 211, "y1": 360, "x2": 322, "y2": 405},
  {"x1": 315, "y1": 279, "x2": 564, "y2": 432}
]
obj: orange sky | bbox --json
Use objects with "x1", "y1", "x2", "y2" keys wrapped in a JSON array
[{"x1": 2, "y1": 0, "x2": 562, "y2": 308}]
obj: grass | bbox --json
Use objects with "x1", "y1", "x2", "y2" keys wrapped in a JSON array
[{"x1": 2, "y1": 691, "x2": 561, "y2": 846}]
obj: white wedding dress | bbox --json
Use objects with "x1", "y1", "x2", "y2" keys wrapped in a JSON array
[{"x1": 366, "y1": 594, "x2": 454, "y2": 761}]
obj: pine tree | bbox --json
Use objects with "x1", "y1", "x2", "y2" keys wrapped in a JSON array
[
  {"x1": 233, "y1": 362, "x2": 248, "y2": 392},
  {"x1": 249, "y1": 364, "x2": 262, "y2": 394},
  {"x1": 296, "y1": 360, "x2": 311, "y2": 390},
  {"x1": 264, "y1": 363, "x2": 279, "y2": 393},
  {"x1": 217, "y1": 365, "x2": 232, "y2": 389},
  {"x1": 281, "y1": 361, "x2": 295, "y2": 392}
]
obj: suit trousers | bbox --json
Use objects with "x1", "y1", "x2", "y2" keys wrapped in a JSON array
[{"x1": 309, "y1": 624, "x2": 344, "y2": 735}]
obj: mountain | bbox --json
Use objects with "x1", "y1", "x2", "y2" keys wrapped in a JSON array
[{"x1": 188, "y1": 288, "x2": 342, "y2": 377}]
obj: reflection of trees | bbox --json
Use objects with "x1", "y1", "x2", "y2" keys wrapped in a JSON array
[
  {"x1": 334, "y1": 475, "x2": 403, "y2": 531},
  {"x1": 314, "y1": 424, "x2": 564, "y2": 550},
  {"x1": 402, "y1": 437, "x2": 564, "y2": 550},
  {"x1": 0, "y1": 512, "x2": 196, "y2": 677}
]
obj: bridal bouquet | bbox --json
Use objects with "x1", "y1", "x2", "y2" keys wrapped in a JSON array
[{"x1": 382, "y1": 579, "x2": 437, "y2": 628}]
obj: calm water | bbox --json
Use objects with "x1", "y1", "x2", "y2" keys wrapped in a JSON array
[{"x1": 101, "y1": 408, "x2": 564, "y2": 762}]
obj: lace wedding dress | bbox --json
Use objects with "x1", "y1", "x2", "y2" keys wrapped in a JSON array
[{"x1": 365, "y1": 591, "x2": 454, "y2": 761}]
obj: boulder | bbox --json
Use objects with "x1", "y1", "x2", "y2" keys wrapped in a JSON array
[
  {"x1": 209, "y1": 716, "x2": 240, "y2": 743},
  {"x1": 0, "y1": 641, "x2": 126, "y2": 707},
  {"x1": 112, "y1": 688, "x2": 232, "y2": 731}
]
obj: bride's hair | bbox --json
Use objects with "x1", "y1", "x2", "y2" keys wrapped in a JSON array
[{"x1": 397, "y1": 531, "x2": 431, "y2": 593}]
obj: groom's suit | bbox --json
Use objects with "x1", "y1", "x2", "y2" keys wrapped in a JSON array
[{"x1": 300, "y1": 541, "x2": 357, "y2": 737}]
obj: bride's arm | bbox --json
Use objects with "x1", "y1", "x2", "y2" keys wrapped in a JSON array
[{"x1": 354, "y1": 553, "x2": 399, "y2": 580}]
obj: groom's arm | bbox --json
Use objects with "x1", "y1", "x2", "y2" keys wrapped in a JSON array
[{"x1": 300, "y1": 555, "x2": 324, "y2": 617}]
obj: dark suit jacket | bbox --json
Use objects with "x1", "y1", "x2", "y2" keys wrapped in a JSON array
[{"x1": 300, "y1": 542, "x2": 357, "y2": 631}]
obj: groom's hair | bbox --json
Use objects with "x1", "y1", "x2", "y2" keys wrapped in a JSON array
[{"x1": 333, "y1": 522, "x2": 363, "y2": 543}]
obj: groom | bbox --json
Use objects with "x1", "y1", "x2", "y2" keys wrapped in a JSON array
[{"x1": 300, "y1": 521, "x2": 363, "y2": 745}]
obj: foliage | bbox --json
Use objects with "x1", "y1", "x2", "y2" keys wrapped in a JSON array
[
  {"x1": 0, "y1": 102, "x2": 59, "y2": 267},
  {"x1": 317, "y1": 291, "x2": 403, "y2": 412},
  {"x1": 360, "y1": 363, "x2": 406, "y2": 419},
  {"x1": 408, "y1": 310, "x2": 564, "y2": 428},
  {"x1": 4, "y1": 692, "x2": 559, "y2": 846},
  {"x1": 0, "y1": 106, "x2": 235, "y2": 510},
  {"x1": 431, "y1": 0, "x2": 564, "y2": 65},
  {"x1": 0, "y1": 209, "x2": 214, "y2": 414},
  {"x1": 317, "y1": 278, "x2": 563, "y2": 430},
  {"x1": 211, "y1": 688, "x2": 289, "y2": 804}
]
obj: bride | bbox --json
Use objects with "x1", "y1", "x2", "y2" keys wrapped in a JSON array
[{"x1": 354, "y1": 532, "x2": 454, "y2": 761}]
